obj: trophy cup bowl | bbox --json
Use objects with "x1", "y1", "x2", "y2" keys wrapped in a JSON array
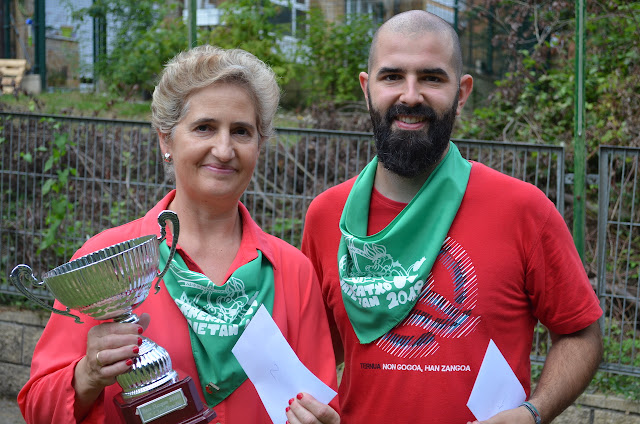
[{"x1": 10, "y1": 210, "x2": 216, "y2": 424}]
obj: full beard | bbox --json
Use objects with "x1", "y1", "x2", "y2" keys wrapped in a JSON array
[{"x1": 369, "y1": 94, "x2": 459, "y2": 178}]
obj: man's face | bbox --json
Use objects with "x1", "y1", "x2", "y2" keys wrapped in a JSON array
[
  {"x1": 368, "y1": 89, "x2": 458, "y2": 177},
  {"x1": 361, "y1": 29, "x2": 466, "y2": 178}
]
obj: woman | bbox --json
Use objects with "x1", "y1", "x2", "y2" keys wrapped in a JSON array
[{"x1": 18, "y1": 45, "x2": 339, "y2": 424}]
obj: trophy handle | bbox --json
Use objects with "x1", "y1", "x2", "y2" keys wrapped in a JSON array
[
  {"x1": 154, "y1": 210, "x2": 180, "y2": 293},
  {"x1": 9, "y1": 265, "x2": 83, "y2": 324}
]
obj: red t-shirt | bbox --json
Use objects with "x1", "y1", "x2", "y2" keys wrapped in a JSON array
[
  {"x1": 302, "y1": 161, "x2": 602, "y2": 423},
  {"x1": 19, "y1": 190, "x2": 338, "y2": 424}
]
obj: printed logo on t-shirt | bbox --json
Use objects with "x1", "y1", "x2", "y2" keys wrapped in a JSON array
[{"x1": 375, "y1": 236, "x2": 480, "y2": 358}]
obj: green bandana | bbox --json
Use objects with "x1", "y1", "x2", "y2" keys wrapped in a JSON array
[
  {"x1": 159, "y1": 242, "x2": 274, "y2": 406},
  {"x1": 338, "y1": 142, "x2": 471, "y2": 344}
]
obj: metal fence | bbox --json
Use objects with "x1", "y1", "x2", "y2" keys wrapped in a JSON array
[
  {"x1": 597, "y1": 146, "x2": 640, "y2": 376},
  {"x1": 4, "y1": 112, "x2": 635, "y2": 377}
]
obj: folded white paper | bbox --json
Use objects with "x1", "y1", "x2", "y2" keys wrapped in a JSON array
[
  {"x1": 466, "y1": 339, "x2": 526, "y2": 421},
  {"x1": 231, "y1": 304, "x2": 337, "y2": 424}
]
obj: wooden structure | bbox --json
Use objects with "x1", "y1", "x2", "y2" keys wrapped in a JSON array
[{"x1": 0, "y1": 59, "x2": 28, "y2": 94}]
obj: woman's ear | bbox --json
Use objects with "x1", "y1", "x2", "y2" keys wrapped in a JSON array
[{"x1": 158, "y1": 131, "x2": 170, "y2": 156}]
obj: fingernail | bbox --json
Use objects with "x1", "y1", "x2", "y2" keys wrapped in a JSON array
[
  {"x1": 285, "y1": 407, "x2": 290, "y2": 412},
  {"x1": 137, "y1": 337, "x2": 143, "y2": 346},
  {"x1": 137, "y1": 327, "x2": 143, "y2": 334},
  {"x1": 288, "y1": 398, "x2": 294, "y2": 405},
  {"x1": 126, "y1": 359, "x2": 133, "y2": 366},
  {"x1": 133, "y1": 346, "x2": 139, "y2": 354},
  {"x1": 296, "y1": 393, "x2": 303, "y2": 400}
]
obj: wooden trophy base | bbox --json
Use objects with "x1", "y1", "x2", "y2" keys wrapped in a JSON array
[{"x1": 114, "y1": 376, "x2": 216, "y2": 424}]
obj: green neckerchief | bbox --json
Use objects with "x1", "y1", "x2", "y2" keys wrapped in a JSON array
[
  {"x1": 338, "y1": 142, "x2": 471, "y2": 344},
  {"x1": 159, "y1": 242, "x2": 274, "y2": 406}
]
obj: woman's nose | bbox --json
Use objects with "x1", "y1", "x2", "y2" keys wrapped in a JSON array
[{"x1": 211, "y1": 133, "x2": 235, "y2": 161}]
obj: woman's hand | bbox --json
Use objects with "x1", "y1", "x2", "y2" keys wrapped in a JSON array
[
  {"x1": 285, "y1": 393, "x2": 340, "y2": 424},
  {"x1": 72, "y1": 314, "x2": 150, "y2": 419}
]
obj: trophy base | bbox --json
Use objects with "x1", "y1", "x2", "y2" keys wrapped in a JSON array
[{"x1": 114, "y1": 376, "x2": 216, "y2": 424}]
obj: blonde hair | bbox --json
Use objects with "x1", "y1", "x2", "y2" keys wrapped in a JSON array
[{"x1": 151, "y1": 45, "x2": 280, "y2": 142}]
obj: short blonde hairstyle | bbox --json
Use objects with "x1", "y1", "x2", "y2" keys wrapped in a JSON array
[{"x1": 151, "y1": 45, "x2": 280, "y2": 143}]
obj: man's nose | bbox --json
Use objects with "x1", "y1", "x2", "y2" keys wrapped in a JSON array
[{"x1": 399, "y1": 78, "x2": 424, "y2": 106}]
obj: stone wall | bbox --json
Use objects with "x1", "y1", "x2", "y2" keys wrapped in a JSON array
[
  {"x1": 2, "y1": 306, "x2": 640, "y2": 423},
  {"x1": 0, "y1": 307, "x2": 47, "y2": 398}
]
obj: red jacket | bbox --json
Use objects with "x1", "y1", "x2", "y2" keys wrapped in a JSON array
[{"x1": 19, "y1": 190, "x2": 338, "y2": 423}]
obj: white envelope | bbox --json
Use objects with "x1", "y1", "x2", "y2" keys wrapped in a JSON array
[
  {"x1": 466, "y1": 339, "x2": 526, "y2": 420},
  {"x1": 231, "y1": 305, "x2": 337, "y2": 424}
]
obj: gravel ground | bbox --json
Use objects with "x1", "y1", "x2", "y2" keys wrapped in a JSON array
[{"x1": 0, "y1": 396, "x2": 24, "y2": 424}]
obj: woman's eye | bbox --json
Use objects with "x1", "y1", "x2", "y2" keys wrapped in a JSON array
[
  {"x1": 195, "y1": 124, "x2": 210, "y2": 132},
  {"x1": 235, "y1": 127, "x2": 251, "y2": 137}
]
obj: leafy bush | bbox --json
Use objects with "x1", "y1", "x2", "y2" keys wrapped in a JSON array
[
  {"x1": 295, "y1": 9, "x2": 373, "y2": 106},
  {"x1": 72, "y1": 1, "x2": 188, "y2": 96},
  {"x1": 201, "y1": 0, "x2": 297, "y2": 86},
  {"x1": 457, "y1": 0, "x2": 640, "y2": 155}
]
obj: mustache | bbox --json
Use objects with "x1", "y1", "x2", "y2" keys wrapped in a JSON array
[{"x1": 385, "y1": 104, "x2": 439, "y2": 122}]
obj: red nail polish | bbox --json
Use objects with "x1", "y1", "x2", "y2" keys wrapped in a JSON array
[
  {"x1": 133, "y1": 346, "x2": 139, "y2": 354},
  {"x1": 288, "y1": 398, "x2": 294, "y2": 405},
  {"x1": 285, "y1": 407, "x2": 290, "y2": 412},
  {"x1": 126, "y1": 359, "x2": 133, "y2": 366},
  {"x1": 297, "y1": 393, "x2": 303, "y2": 400},
  {"x1": 137, "y1": 327, "x2": 143, "y2": 334},
  {"x1": 137, "y1": 337, "x2": 143, "y2": 346}
]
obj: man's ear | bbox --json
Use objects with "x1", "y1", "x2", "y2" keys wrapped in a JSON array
[
  {"x1": 359, "y1": 72, "x2": 370, "y2": 110},
  {"x1": 456, "y1": 74, "x2": 474, "y2": 116}
]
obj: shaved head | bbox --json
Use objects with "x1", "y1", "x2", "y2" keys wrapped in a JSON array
[{"x1": 368, "y1": 10, "x2": 463, "y2": 80}]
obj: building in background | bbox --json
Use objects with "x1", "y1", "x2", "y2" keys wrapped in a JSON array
[
  {"x1": 2, "y1": 0, "x2": 503, "y2": 94},
  {"x1": 1, "y1": 0, "x2": 93, "y2": 91}
]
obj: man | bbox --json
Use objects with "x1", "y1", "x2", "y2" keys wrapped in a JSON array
[{"x1": 301, "y1": 10, "x2": 603, "y2": 424}]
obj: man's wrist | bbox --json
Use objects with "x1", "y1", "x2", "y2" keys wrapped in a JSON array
[{"x1": 521, "y1": 401, "x2": 542, "y2": 424}]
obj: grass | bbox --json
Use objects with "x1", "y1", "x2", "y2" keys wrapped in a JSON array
[
  {"x1": 0, "y1": 90, "x2": 311, "y2": 128},
  {"x1": 1, "y1": 91, "x2": 152, "y2": 121}
]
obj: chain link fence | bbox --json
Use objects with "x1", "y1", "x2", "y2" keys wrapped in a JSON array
[
  {"x1": 597, "y1": 146, "x2": 640, "y2": 376},
  {"x1": 3, "y1": 112, "x2": 637, "y2": 377}
]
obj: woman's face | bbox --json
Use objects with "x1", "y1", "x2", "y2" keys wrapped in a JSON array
[{"x1": 161, "y1": 82, "x2": 260, "y2": 206}]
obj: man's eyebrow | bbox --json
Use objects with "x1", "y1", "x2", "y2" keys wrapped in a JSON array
[
  {"x1": 419, "y1": 67, "x2": 449, "y2": 77},
  {"x1": 376, "y1": 67, "x2": 403, "y2": 77},
  {"x1": 376, "y1": 66, "x2": 450, "y2": 78}
]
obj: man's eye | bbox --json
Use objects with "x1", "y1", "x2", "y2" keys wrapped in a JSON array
[
  {"x1": 383, "y1": 74, "x2": 401, "y2": 81},
  {"x1": 196, "y1": 125, "x2": 210, "y2": 132}
]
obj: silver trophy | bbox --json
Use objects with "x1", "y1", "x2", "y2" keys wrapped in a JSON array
[{"x1": 10, "y1": 210, "x2": 216, "y2": 423}]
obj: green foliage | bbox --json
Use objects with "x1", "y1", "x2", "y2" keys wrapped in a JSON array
[
  {"x1": 587, "y1": 320, "x2": 640, "y2": 399},
  {"x1": 457, "y1": 0, "x2": 640, "y2": 154},
  {"x1": 530, "y1": 320, "x2": 640, "y2": 400},
  {"x1": 201, "y1": 0, "x2": 296, "y2": 85},
  {"x1": 0, "y1": 292, "x2": 51, "y2": 309},
  {"x1": 295, "y1": 9, "x2": 373, "y2": 105},
  {"x1": 71, "y1": 0, "x2": 188, "y2": 95},
  {"x1": 37, "y1": 120, "x2": 78, "y2": 254}
]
